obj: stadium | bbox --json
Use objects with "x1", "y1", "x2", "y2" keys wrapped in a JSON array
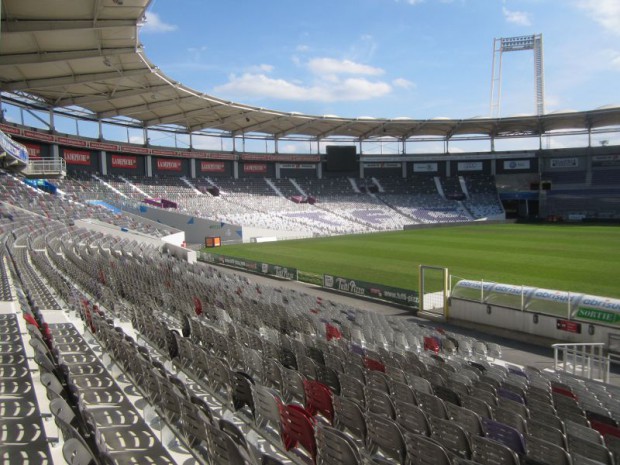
[{"x1": 1, "y1": 1, "x2": 620, "y2": 464}]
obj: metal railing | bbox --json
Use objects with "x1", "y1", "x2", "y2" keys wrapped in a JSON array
[
  {"x1": 22, "y1": 158, "x2": 66, "y2": 177},
  {"x1": 552, "y1": 342, "x2": 619, "y2": 384}
]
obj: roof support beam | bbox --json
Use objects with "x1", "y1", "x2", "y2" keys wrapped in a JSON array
[
  {"x1": 145, "y1": 104, "x2": 223, "y2": 128},
  {"x1": 97, "y1": 95, "x2": 198, "y2": 118},
  {"x1": 0, "y1": 47, "x2": 137, "y2": 66},
  {"x1": 55, "y1": 84, "x2": 171, "y2": 107},
  {"x1": 1, "y1": 68, "x2": 152, "y2": 92},
  {"x1": 316, "y1": 120, "x2": 358, "y2": 139},
  {"x1": 357, "y1": 123, "x2": 387, "y2": 140},
  {"x1": 275, "y1": 117, "x2": 322, "y2": 138},
  {"x1": 230, "y1": 114, "x2": 288, "y2": 136},
  {"x1": 0, "y1": 19, "x2": 136, "y2": 33}
]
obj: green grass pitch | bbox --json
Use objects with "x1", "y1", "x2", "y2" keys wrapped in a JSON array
[{"x1": 215, "y1": 223, "x2": 620, "y2": 299}]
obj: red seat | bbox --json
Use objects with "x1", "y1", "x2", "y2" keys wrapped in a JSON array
[
  {"x1": 363, "y1": 357, "x2": 386, "y2": 373},
  {"x1": 303, "y1": 379, "x2": 334, "y2": 423},
  {"x1": 424, "y1": 336, "x2": 440, "y2": 354},
  {"x1": 592, "y1": 421, "x2": 620, "y2": 439},
  {"x1": 551, "y1": 385, "x2": 577, "y2": 400},
  {"x1": 325, "y1": 323, "x2": 342, "y2": 341},
  {"x1": 279, "y1": 404, "x2": 317, "y2": 461},
  {"x1": 193, "y1": 296, "x2": 202, "y2": 316}
]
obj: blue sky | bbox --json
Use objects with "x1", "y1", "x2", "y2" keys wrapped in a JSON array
[{"x1": 140, "y1": 0, "x2": 620, "y2": 120}]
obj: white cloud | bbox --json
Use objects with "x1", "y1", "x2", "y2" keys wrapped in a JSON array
[
  {"x1": 502, "y1": 6, "x2": 531, "y2": 26},
  {"x1": 296, "y1": 45, "x2": 310, "y2": 52},
  {"x1": 214, "y1": 73, "x2": 391, "y2": 102},
  {"x1": 307, "y1": 58, "x2": 384, "y2": 76},
  {"x1": 575, "y1": 0, "x2": 620, "y2": 35},
  {"x1": 393, "y1": 78, "x2": 415, "y2": 90},
  {"x1": 129, "y1": 135, "x2": 144, "y2": 144},
  {"x1": 141, "y1": 12, "x2": 177, "y2": 34},
  {"x1": 247, "y1": 64, "x2": 274, "y2": 73},
  {"x1": 279, "y1": 144, "x2": 300, "y2": 153}
]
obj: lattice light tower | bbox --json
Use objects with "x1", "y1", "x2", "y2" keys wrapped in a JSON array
[{"x1": 490, "y1": 34, "x2": 545, "y2": 117}]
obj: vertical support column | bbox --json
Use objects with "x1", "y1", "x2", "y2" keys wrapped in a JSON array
[
  {"x1": 533, "y1": 34, "x2": 545, "y2": 116},
  {"x1": 275, "y1": 163, "x2": 281, "y2": 179},
  {"x1": 359, "y1": 160, "x2": 364, "y2": 179},
  {"x1": 190, "y1": 159, "x2": 196, "y2": 179},
  {"x1": 317, "y1": 161, "x2": 322, "y2": 179},
  {"x1": 51, "y1": 144, "x2": 59, "y2": 160},
  {"x1": 233, "y1": 160, "x2": 239, "y2": 179},
  {"x1": 490, "y1": 37, "x2": 502, "y2": 118},
  {"x1": 146, "y1": 155, "x2": 152, "y2": 177},
  {"x1": 49, "y1": 108, "x2": 55, "y2": 132},
  {"x1": 100, "y1": 151, "x2": 107, "y2": 176}
]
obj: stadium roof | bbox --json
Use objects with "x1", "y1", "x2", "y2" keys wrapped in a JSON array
[{"x1": 1, "y1": 0, "x2": 620, "y2": 141}]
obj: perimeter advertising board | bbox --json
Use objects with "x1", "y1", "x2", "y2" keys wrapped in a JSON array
[
  {"x1": 200, "y1": 161, "x2": 226, "y2": 173},
  {"x1": 111, "y1": 155, "x2": 137, "y2": 169},
  {"x1": 323, "y1": 274, "x2": 419, "y2": 307},
  {"x1": 199, "y1": 252, "x2": 298, "y2": 281},
  {"x1": 156, "y1": 158, "x2": 182, "y2": 171},
  {"x1": 63, "y1": 149, "x2": 91, "y2": 165}
]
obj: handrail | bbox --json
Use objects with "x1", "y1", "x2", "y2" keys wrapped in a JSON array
[{"x1": 552, "y1": 342, "x2": 611, "y2": 383}]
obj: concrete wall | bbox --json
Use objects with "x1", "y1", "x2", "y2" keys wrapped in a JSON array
[
  {"x1": 163, "y1": 241, "x2": 197, "y2": 264},
  {"x1": 242, "y1": 226, "x2": 312, "y2": 242},
  {"x1": 75, "y1": 218, "x2": 165, "y2": 248},
  {"x1": 450, "y1": 298, "x2": 617, "y2": 346},
  {"x1": 117, "y1": 202, "x2": 243, "y2": 245}
]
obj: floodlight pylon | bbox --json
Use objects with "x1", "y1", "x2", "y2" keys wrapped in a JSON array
[{"x1": 490, "y1": 34, "x2": 545, "y2": 117}]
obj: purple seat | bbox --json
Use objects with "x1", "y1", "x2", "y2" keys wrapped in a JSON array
[
  {"x1": 482, "y1": 417, "x2": 526, "y2": 455},
  {"x1": 508, "y1": 367, "x2": 528, "y2": 379},
  {"x1": 498, "y1": 387, "x2": 525, "y2": 405},
  {"x1": 350, "y1": 343, "x2": 365, "y2": 356}
]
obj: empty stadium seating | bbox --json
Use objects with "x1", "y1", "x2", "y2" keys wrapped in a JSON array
[{"x1": 0, "y1": 169, "x2": 618, "y2": 465}]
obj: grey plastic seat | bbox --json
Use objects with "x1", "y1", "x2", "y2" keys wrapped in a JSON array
[
  {"x1": 404, "y1": 432, "x2": 452, "y2": 465},
  {"x1": 430, "y1": 416, "x2": 472, "y2": 459},
  {"x1": 394, "y1": 399, "x2": 431, "y2": 436},
  {"x1": 390, "y1": 379, "x2": 418, "y2": 406},
  {"x1": 417, "y1": 391, "x2": 449, "y2": 420},
  {"x1": 471, "y1": 435, "x2": 520, "y2": 465},
  {"x1": 365, "y1": 386, "x2": 396, "y2": 419},
  {"x1": 565, "y1": 420, "x2": 604, "y2": 445},
  {"x1": 567, "y1": 435, "x2": 614, "y2": 465},
  {"x1": 333, "y1": 395, "x2": 367, "y2": 443},
  {"x1": 281, "y1": 365, "x2": 306, "y2": 404},
  {"x1": 461, "y1": 394, "x2": 493, "y2": 419},
  {"x1": 446, "y1": 403, "x2": 484, "y2": 436},
  {"x1": 338, "y1": 372, "x2": 366, "y2": 407},
  {"x1": 252, "y1": 384, "x2": 283, "y2": 436},
  {"x1": 316, "y1": 424, "x2": 364, "y2": 465},
  {"x1": 525, "y1": 435, "x2": 572, "y2": 465},
  {"x1": 62, "y1": 437, "x2": 98, "y2": 465},
  {"x1": 365, "y1": 412, "x2": 406, "y2": 464},
  {"x1": 492, "y1": 406, "x2": 527, "y2": 434}
]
